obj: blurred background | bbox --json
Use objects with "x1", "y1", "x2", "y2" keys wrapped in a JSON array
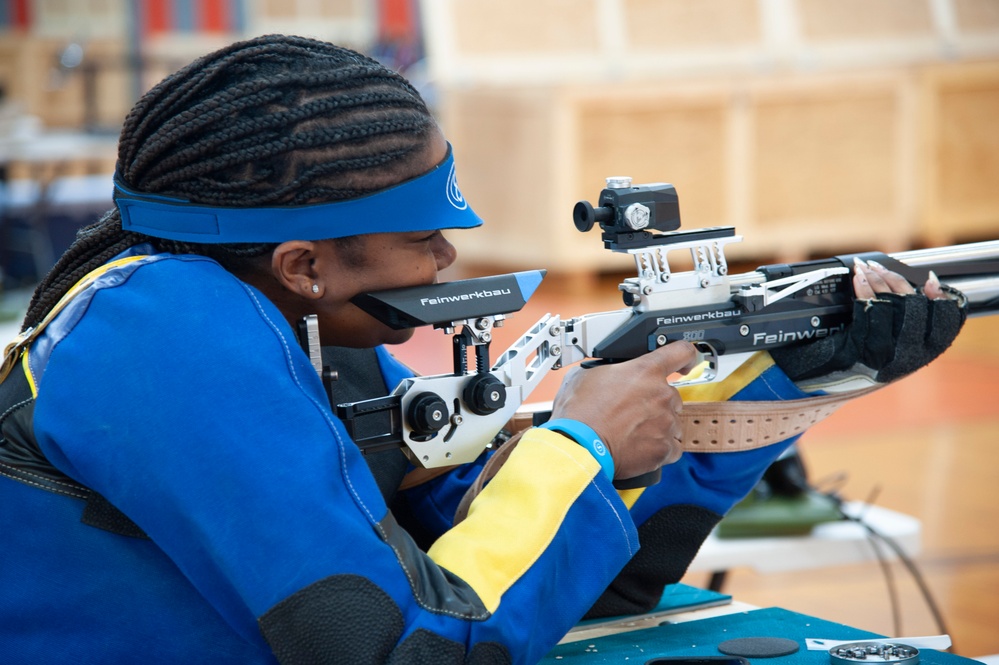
[{"x1": 0, "y1": 0, "x2": 997, "y2": 659}]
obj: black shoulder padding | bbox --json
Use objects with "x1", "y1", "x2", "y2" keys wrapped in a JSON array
[
  {"x1": 0, "y1": 364, "x2": 82, "y2": 497},
  {"x1": 388, "y1": 491, "x2": 440, "y2": 552},
  {"x1": 0, "y1": 366, "x2": 80, "y2": 493},
  {"x1": 260, "y1": 574, "x2": 404, "y2": 665},
  {"x1": 378, "y1": 513, "x2": 490, "y2": 620},
  {"x1": 385, "y1": 629, "x2": 511, "y2": 665},
  {"x1": 584, "y1": 503, "x2": 721, "y2": 619},
  {"x1": 466, "y1": 641, "x2": 513, "y2": 664},
  {"x1": 321, "y1": 346, "x2": 389, "y2": 405},
  {"x1": 1, "y1": 363, "x2": 149, "y2": 538},
  {"x1": 385, "y1": 628, "x2": 464, "y2": 664},
  {"x1": 0, "y1": 357, "x2": 31, "y2": 410},
  {"x1": 81, "y1": 492, "x2": 148, "y2": 539},
  {"x1": 322, "y1": 346, "x2": 409, "y2": 504},
  {"x1": 259, "y1": 575, "x2": 511, "y2": 665}
]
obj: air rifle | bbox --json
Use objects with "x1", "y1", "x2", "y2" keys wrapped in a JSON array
[{"x1": 326, "y1": 177, "x2": 999, "y2": 477}]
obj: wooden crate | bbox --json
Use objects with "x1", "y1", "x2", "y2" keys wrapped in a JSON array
[
  {"x1": 425, "y1": 0, "x2": 999, "y2": 273},
  {"x1": 796, "y1": 0, "x2": 936, "y2": 40},
  {"x1": 422, "y1": 0, "x2": 771, "y2": 86},
  {"x1": 0, "y1": 35, "x2": 131, "y2": 131},
  {"x1": 919, "y1": 61, "x2": 999, "y2": 246},
  {"x1": 744, "y1": 72, "x2": 918, "y2": 258},
  {"x1": 441, "y1": 70, "x2": 923, "y2": 273}
]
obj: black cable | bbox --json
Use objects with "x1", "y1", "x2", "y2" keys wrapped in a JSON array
[
  {"x1": 811, "y1": 471, "x2": 952, "y2": 644},
  {"x1": 811, "y1": 470, "x2": 850, "y2": 498},
  {"x1": 831, "y1": 493, "x2": 954, "y2": 649},
  {"x1": 851, "y1": 515, "x2": 952, "y2": 640},
  {"x1": 868, "y1": 533, "x2": 903, "y2": 636},
  {"x1": 854, "y1": 487, "x2": 902, "y2": 637},
  {"x1": 755, "y1": 458, "x2": 951, "y2": 646}
]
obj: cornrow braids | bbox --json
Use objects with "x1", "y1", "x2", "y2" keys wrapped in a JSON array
[{"x1": 22, "y1": 34, "x2": 438, "y2": 331}]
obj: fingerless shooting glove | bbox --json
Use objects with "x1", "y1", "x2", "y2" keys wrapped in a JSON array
[{"x1": 770, "y1": 288, "x2": 968, "y2": 385}]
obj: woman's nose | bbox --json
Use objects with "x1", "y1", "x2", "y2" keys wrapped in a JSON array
[{"x1": 433, "y1": 233, "x2": 458, "y2": 271}]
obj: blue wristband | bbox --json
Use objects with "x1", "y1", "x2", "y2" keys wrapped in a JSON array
[{"x1": 539, "y1": 418, "x2": 615, "y2": 482}]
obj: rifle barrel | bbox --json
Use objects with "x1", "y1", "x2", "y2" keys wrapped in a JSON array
[
  {"x1": 730, "y1": 239, "x2": 999, "y2": 317},
  {"x1": 892, "y1": 240, "x2": 999, "y2": 317}
]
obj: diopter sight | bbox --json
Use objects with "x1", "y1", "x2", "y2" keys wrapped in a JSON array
[{"x1": 573, "y1": 177, "x2": 681, "y2": 250}]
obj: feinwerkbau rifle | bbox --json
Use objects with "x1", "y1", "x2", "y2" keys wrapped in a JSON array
[{"x1": 318, "y1": 178, "x2": 999, "y2": 485}]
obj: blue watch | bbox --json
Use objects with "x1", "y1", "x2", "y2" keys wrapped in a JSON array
[{"x1": 539, "y1": 418, "x2": 615, "y2": 482}]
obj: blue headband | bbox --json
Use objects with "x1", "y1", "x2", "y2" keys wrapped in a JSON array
[{"x1": 113, "y1": 143, "x2": 484, "y2": 243}]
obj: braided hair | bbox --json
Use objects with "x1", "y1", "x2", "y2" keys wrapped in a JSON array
[{"x1": 22, "y1": 34, "x2": 437, "y2": 331}]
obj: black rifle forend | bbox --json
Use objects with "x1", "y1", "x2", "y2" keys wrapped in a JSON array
[{"x1": 584, "y1": 245, "x2": 999, "y2": 364}]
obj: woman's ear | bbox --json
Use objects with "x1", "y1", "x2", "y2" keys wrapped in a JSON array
[{"x1": 271, "y1": 241, "x2": 323, "y2": 298}]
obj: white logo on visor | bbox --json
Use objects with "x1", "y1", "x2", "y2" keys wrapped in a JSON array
[{"x1": 447, "y1": 162, "x2": 468, "y2": 211}]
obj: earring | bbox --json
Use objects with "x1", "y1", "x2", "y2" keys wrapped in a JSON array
[{"x1": 311, "y1": 284, "x2": 320, "y2": 294}]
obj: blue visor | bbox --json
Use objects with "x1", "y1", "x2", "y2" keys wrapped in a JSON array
[{"x1": 113, "y1": 143, "x2": 484, "y2": 243}]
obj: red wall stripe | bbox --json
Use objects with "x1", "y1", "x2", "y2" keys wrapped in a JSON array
[
  {"x1": 200, "y1": 0, "x2": 228, "y2": 32},
  {"x1": 145, "y1": 0, "x2": 171, "y2": 35},
  {"x1": 379, "y1": 0, "x2": 416, "y2": 41},
  {"x1": 12, "y1": 0, "x2": 31, "y2": 30}
]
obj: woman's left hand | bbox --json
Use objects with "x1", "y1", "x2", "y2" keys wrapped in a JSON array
[
  {"x1": 770, "y1": 257, "x2": 968, "y2": 384},
  {"x1": 852, "y1": 256, "x2": 946, "y2": 300}
]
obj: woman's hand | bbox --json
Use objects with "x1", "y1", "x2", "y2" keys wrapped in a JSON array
[
  {"x1": 771, "y1": 258, "x2": 967, "y2": 384},
  {"x1": 852, "y1": 257, "x2": 945, "y2": 300},
  {"x1": 549, "y1": 342, "x2": 699, "y2": 481}
]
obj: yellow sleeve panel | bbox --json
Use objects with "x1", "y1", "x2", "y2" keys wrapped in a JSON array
[
  {"x1": 617, "y1": 487, "x2": 645, "y2": 510},
  {"x1": 679, "y1": 351, "x2": 775, "y2": 404},
  {"x1": 427, "y1": 428, "x2": 602, "y2": 613}
]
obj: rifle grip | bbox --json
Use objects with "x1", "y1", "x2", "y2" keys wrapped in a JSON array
[{"x1": 612, "y1": 468, "x2": 662, "y2": 490}]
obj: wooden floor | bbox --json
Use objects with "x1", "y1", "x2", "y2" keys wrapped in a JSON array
[{"x1": 393, "y1": 268, "x2": 999, "y2": 660}]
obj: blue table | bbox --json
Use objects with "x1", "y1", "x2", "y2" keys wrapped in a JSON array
[{"x1": 546, "y1": 589, "x2": 970, "y2": 665}]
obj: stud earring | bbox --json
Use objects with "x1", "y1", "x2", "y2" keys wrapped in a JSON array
[{"x1": 311, "y1": 284, "x2": 320, "y2": 294}]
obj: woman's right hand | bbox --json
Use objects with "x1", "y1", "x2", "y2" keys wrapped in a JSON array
[{"x1": 549, "y1": 342, "x2": 699, "y2": 481}]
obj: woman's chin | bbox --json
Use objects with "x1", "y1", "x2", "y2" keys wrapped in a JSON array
[{"x1": 380, "y1": 327, "x2": 417, "y2": 346}]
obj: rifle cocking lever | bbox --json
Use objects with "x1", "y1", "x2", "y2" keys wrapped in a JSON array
[{"x1": 734, "y1": 267, "x2": 850, "y2": 313}]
